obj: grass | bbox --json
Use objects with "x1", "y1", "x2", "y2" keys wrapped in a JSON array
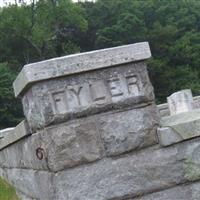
[{"x1": 0, "y1": 177, "x2": 19, "y2": 200}]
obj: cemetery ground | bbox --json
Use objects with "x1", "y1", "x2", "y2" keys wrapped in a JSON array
[{"x1": 0, "y1": 177, "x2": 18, "y2": 200}]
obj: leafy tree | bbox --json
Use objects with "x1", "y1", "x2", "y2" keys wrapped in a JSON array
[
  {"x1": 0, "y1": 0, "x2": 88, "y2": 128},
  {"x1": 1, "y1": 0, "x2": 200, "y2": 127},
  {"x1": 82, "y1": 0, "x2": 200, "y2": 103},
  {"x1": 0, "y1": 63, "x2": 23, "y2": 128}
]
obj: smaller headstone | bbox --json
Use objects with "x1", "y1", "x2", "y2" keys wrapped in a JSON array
[{"x1": 167, "y1": 89, "x2": 194, "y2": 115}]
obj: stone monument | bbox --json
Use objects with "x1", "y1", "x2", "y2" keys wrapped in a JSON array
[
  {"x1": 1, "y1": 42, "x2": 200, "y2": 199},
  {"x1": 167, "y1": 89, "x2": 194, "y2": 115}
]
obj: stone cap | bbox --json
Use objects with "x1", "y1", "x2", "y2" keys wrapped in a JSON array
[
  {"x1": 13, "y1": 42, "x2": 151, "y2": 97},
  {"x1": 0, "y1": 120, "x2": 30, "y2": 150},
  {"x1": 158, "y1": 109, "x2": 200, "y2": 146}
]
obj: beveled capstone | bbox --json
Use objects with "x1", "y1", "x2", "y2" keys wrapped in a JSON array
[
  {"x1": 0, "y1": 128, "x2": 14, "y2": 139},
  {"x1": 13, "y1": 42, "x2": 151, "y2": 97},
  {"x1": 14, "y1": 42, "x2": 154, "y2": 131}
]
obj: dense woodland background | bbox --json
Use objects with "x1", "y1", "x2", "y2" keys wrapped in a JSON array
[{"x1": 0, "y1": 0, "x2": 200, "y2": 128}]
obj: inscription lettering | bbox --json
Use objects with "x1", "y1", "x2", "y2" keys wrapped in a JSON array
[
  {"x1": 51, "y1": 91, "x2": 68, "y2": 114},
  {"x1": 68, "y1": 85, "x2": 83, "y2": 106},
  {"x1": 126, "y1": 75, "x2": 140, "y2": 95},
  {"x1": 50, "y1": 72, "x2": 142, "y2": 114},
  {"x1": 90, "y1": 81, "x2": 107, "y2": 104},
  {"x1": 107, "y1": 77, "x2": 123, "y2": 97}
]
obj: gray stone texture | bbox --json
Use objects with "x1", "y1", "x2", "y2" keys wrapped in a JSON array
[
  {"x1": 0, "y1": 127, "x2": 14, "y2": 139},
  {"x1": 13, "y1": 42, "x2": 151, "y2": 97},
  {"x1": 21, "y1": 62, "x2": 154, "y2": 132},
  {"x1": 2, "y1": 137, "x2": 200, "y2": 200},
  {"x1": 134, "y1": 181, "x2": 200, "y2": 200},
  {"x1": 0, "y1": 104, "x2": 158, "y2": 172},
  {"x1": 157, "y1": 95, "x2": 200, "y2": 118},
  {"x1": 0, "y1": 120, "x2": 30, "y2": 150},
  {"x1": 99, "y1": 104, "x2": 158, "y2": 156},
  {"x1": 4, "y1": 42, "x2": 196, "y2": 200},
  {"x1": 54, "y1": 138, "x2": 200, "y2": 200},
  {"x1": 0, "y1": 130, "x2": 48, "y2": 170},
  {"x1": 0, "y1": 168, "x2": 55, "y2": 200},
  {"x1": 167, "y1": 89, "x2": 194, "y2": 115},
  {"x1": 16, "y1": 190, "x2": 37, "y2": 200},
  {"x1": 158, "y1": 109, "x2": 200, "y2": 146}
]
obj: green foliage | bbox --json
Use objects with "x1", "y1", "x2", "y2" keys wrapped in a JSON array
[
  {"x1": 0, "y1": 177, "x2": 19, "y2": 200},
  {"x1": 0, "y1": 63, "x2": 23, "y2": 129},
  {"x1": 0, "y1": 0, "x2": 200, "y2": 127},
  {"x1": 82, "y1": 0, "x2": 200, "y2": 103},
  {"x1": 0, "y1": 0, "x2": 88, "y2": 128}
]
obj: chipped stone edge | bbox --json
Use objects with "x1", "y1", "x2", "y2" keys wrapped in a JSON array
[
  {"x1": 13, "y1": 42, "x2": 151, "y2": 97},
  {"x1": 0, "y1": 120, "x2": 30, "y2": 150}
]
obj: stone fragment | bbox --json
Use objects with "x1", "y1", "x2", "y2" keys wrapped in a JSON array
[
  {"x1": 13, "y1": 42, "x2": 151, "y2": 97},
  {"x1": 0, "y1": 120, "x2": 30, "y2": 150},
  {"x1": 21, "y1": 62, "x2": 155, "y2": 132},
  {"x1": 167, "y1": 89, "x2": 194, "y2": 115},
  {"x1": 54, "y1": 138, "x2": 200, "y2": 200}
]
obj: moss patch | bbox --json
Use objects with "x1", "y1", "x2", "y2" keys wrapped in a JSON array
[{"x1": 0, "y1": 177, "x2": 19, "y2": 200}]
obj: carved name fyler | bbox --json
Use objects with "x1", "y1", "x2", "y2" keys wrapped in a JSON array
[{"x1": 50, "y1": 72, "x2": 141, "y2": 114}]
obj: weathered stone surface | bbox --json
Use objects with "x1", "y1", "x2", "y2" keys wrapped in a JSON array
[
  {"x1": 2, "y1": 129, "x2": 200, "y2": 200},
  {"x1": 157, "y1": 95, "x2": 200, "y2": 118},
  {"x1": 193, "y1": 95, "x2": 200, "y2": 109},
  {"x1": 157, "y1": 103, "x2": 170, "y2": 118},
  {"x1": 134, "y1": 181, "x2": 200, "y2": 200},
  {"x1": 0, "y1": 168, "x2": 55, "y2": 200},
  {"x1": 0, "y1": 118, "x2": 103, "y2": 171},
  {"x1": 54, "y1": 138, "x2": 200, "y2": 200},
  {"x1": 16, "y1": 190, "x2": 36, "y2": 200},
  {"x1": 0, "y1": 120, "x2": 30, "y2": 150},
  {"x1": 0, "y1": 104, "x2": 158, "y2": 172},
  {"x1": 167, "y1": 89, "x2": 194, "y2": 115},
  {"x1": 0, "y1": 127, "x2": 14, "y2": 139},
  {"x1": 99, "y1": 104, "x2": 158, "y2": 156},
  {"x1": 158, "y1": 109, "x2": 200, "y2": 146},
  {"x1": 157, "y1": 127, "x2": 182, "y2": 146},
  {"x1": 160, "y1": 109, "x2": 200, "y2": 127},
  {"x1": 21, "y1": 62, "x2": 154, "y2": 132},
  {"x1": 13, "y1": 42, "x2": 151, "y2": 97},
  {"x1": 0, "y1": 130, "x2": 48, "y2": 170},
  {"x1": 42, "y1": 119, "x2": 104, "y2": 172}
]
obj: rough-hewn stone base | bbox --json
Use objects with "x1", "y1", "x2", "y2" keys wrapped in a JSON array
[
  {"x1": 1, "y1": 137, "x2": 200, "y2": 200},
  {"x1": 0, "y1": 104, "x2": 158, "y2": 172}
]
